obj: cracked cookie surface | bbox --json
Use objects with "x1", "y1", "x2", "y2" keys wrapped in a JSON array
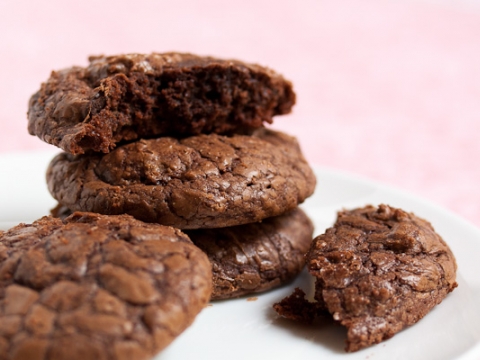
[
  {"x1": 187, "y1": 208, "x2": 314, "y2": 300},
  {"x1": 28, "y1": 52, "x2": 295, "y2": 155},
  {"x1": 275, "y1": 204, "x2": 457, "y2": 352},
  {"x1": 0, "y1": 212, "x2": 212, "y2": 360},
  {"x1": 47, "y1": 129, "x2": 316, "y2": 229}
]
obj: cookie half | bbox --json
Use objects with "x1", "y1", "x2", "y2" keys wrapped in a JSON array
[
  {"x1": 47, "y1": 129, "x2": 316, "y2": 229},
  {"x1": 28, "y1": 52, "x2": 295, "y2": 155},
  {"x1": 304, "y1": 204, "x2": 457, "y2": 351},
  {"x1": 0, "y1": 212, "x2": 212, "y2": 360},
  {"x1": 187, "y1": 208, "x2": 314, "y2": 300}
]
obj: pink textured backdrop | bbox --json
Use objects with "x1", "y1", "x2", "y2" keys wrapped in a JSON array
[{"x1": 0, "y1": 0, "x2": 479, "y2": 227}]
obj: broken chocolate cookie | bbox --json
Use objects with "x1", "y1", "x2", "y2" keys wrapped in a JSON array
[
  {"x1": 28, "y1": 52, "x2": 295, "y2": 155},
  {"x1": 275, "y1": 204, "x2": 457, "y2": 352}
]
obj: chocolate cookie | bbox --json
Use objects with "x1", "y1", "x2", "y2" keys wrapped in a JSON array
[
  {"x1": 187, "y1": 208, "x2": 314, "y2": 300},
  {"x1": 275, "y1": 204, "x2": 457, "y2": 352},
  {"x1": 46, "y1": 129, "x2": 316, "y2": 229},
  {"x1": 28, "y1": 52, "x2": 295, "y2": 155},
  {"x1": 0, "y1": 212, "x2": 212, "y2": 360}
]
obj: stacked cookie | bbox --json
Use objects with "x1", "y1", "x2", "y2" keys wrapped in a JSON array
[{"x1": 27, "y1": 53, "x2": 317, "y2": 301}]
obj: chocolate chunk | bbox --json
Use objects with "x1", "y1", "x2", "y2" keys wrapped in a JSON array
[
  {"x1": 0, "y1": 212, "x2": 212, "y2": 359},
  {"x1": 28, "y1": 53, "x2": 295, "y2": 154},
  {"x1": 275, "y1": 204, "x2": 458, "y2": 352},
  {"x1": 46, "y1": 129, "x2": 316, "y2": 229},
  {"x1": 187, "y1": 208, "x2": 314, "y2": 300}
]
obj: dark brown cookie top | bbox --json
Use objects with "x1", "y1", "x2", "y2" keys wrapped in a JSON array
[
  {"x1": 306, "y1": 204, "x2": 457, "y2": 352},
  {"x1": 0, "y1": 212, "x2": 212, "y2": 360},
  {"x1": 46, "y1": 129, "x2": 316, "y2": 229},
  {"x1": 187, "y1": 208, "x2": 314, "y2": 300},
  {"x1": 28, "y1": 52, "x2": 295, "y2": 155}
]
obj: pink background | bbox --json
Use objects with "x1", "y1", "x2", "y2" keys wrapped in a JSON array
[{"x1": 1, "y1": 0, "x2": 479, "y2": 227}]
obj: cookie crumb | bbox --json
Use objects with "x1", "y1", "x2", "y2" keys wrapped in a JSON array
[{"x1": 273, "y1": 288, "x2": 325, "y2": 323}]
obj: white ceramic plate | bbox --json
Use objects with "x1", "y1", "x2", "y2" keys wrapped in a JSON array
[{"x1": 1, "y1": 151, "x2": 480, "y2": 360}]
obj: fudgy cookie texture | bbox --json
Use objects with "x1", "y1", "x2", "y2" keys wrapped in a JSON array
[
  {"x1": 47, "y1": 128, "x2": 316, "y2": 229},
  {"x1": 187, "y1": 208, "x2": 314, "y2": 300},
  {"x1": 274, "y1": 204, "x2": 457, "y2": 352},
  {"x1": 0, "y1": 212, "x2": 212, "y2": 360},
  {"x1": 28, "y1": 52, "x2": 295, "y2": 154}
]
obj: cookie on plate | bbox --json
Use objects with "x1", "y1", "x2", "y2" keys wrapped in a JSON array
[
  {"x1": 28, "y1": 53, "x2": 295, "y2": 154},
  {"x1": 187, "y1": 208, "x2": 314, "y2": 300},
  {"x1": 0, "y1": 212, "x2": 212, "y2": 360},
  {"x1": 275, "y1": 204, "x2": 458, "y2": 352},
  {"x1": 47, "y1": 129, "x2": 316, "y2": 229}
]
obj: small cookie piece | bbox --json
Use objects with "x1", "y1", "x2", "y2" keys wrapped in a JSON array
[
  {"x1": 28, "y1": 52, "x2": 295, "y2": 154},
  {"x1": 275, "y1": 204, "x2": 457, "y2": 352},
  {"x1": 46, "y1": 129, "x2": 316, "y2": 229},
  {"x1": 273, "y1": 287, "x2": 328, "y2": 323},
  {"x1": 0, "y1": 212, "x2": 212, "y2": 360},
  {"x1": 187, "y1": 208, "x2": 314, "y2": 300}
]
